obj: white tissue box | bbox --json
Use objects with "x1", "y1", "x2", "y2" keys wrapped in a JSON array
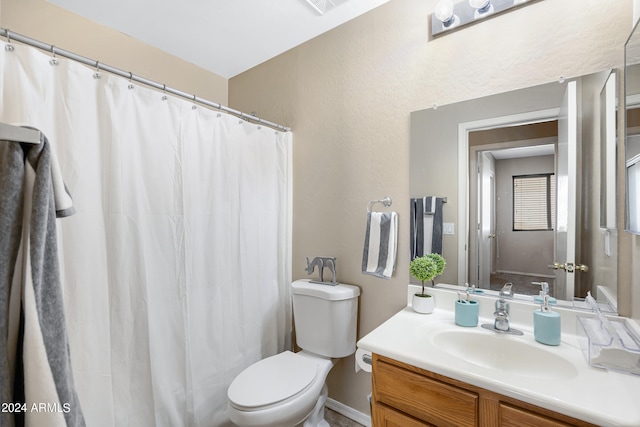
[{"x1": 577, "y1": 316, "x2": 640, "y2": 376}]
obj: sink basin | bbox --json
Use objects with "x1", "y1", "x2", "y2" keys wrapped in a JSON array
[{"x1": 429, "y1": 329, "x2": 579, "y2": 380}]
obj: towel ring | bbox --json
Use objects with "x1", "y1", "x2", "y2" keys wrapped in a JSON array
[{"x1": 368, "y1": 196, "x2": 392, "y2": 213}]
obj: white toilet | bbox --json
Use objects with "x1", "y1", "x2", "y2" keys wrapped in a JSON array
[{"x1": 227, "y1": 279, "x2": 360, "y2": 427}]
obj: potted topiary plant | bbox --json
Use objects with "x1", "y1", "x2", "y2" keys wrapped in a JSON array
[
  {"x1": 409, "y1": 253, "x2": 446, "y2": 314},
  {"x1": 425, "y1": 253, "x2": 446, "y2": 285}
]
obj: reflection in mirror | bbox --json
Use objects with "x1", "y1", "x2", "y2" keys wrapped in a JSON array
[
  {"x1": 411, "y1": 70, "x2": 617, "y2": 311},
  {"x1": 600, "y1": 71, "x2": 617, "y2": 230},
  {"x1": 626, "y1": 19, "x2": 640, "y2": 234},
  {"x1": 469, "y1": 123, "x2": 557, "y2": 297}
]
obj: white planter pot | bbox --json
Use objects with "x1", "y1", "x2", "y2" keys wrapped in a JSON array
[{"x1": 412, "y1": 294, "x2": 435, "y2": 314}]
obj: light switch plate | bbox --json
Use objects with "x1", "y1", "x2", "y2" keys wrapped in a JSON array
[{"x1": 443, "y1": 223, "x2": 454, "y2": 235}]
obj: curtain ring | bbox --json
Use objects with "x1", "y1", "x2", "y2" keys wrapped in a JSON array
[
  {"x1": 161, "y1": 84, "x2": 168, "y2": 101},
  {"x1": 49, "y1": 45, "x2": 59, "y2": 66},
  {"x1": 128, "y1": 72, "x2": 134, "y2": 90},
  {"x1": 5, "y1": 30, "x2": 14, "y2": 51},
  {"x1": 93, "y1": 61, "x2": 102, "y2": 79},
  {"x1": 191, "y1": 94, "x2": 197, "y2": 110}
]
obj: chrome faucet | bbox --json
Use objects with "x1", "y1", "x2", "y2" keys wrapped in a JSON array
[
  {"x1": 499, "y1": 282, "x2": 514, "y2": 298},
  {"x1": 493, "y1": 298, "x2": 511, "y2": 332},
  {"x1": 480, "y1": 283, "x2": 524, "y2": 335}
]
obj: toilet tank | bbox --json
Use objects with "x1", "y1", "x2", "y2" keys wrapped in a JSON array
[{"x1": 291, "y1": 279, "x2": 360, "y2": 358}]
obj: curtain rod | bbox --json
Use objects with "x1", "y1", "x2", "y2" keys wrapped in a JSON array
[{"x1": 0, "y1": 28, "x2": 291, "y2": 132}]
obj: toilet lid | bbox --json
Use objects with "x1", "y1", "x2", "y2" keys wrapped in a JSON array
[{"x1": 228, "y1": 351, "x2": 318, "y2": 409}]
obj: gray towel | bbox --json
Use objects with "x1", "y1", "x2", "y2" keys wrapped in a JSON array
[
  {"x1": 0, "y1": 140, "x2": 26, "y2": 427},
  {"x1": 0, "y1": 134, "x2": 84, "y2": 427},
  {"x1": 362, "y1": 212, "x2": 398, "y2": 279},
  {"x1": 410, "y1": 196, "x2": 443, "y2": 258}
]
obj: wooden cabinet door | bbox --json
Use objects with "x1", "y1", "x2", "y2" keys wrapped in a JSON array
[
  {"x1": 373, "y1": 357, "x2": 478, "y2": 427},
  {"x1": 500, "y1": 403, "x2": 579, "y2": 427},
  {"x1": 372, "y1": 402, "x2": 433, "y2": 427},
  {"x1": 371, "y1": 354, "x2": 597, "y2": 427}
]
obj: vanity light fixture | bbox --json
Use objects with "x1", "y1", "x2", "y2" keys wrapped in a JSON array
[
  {"x1": 303, "y1": 0, "x2": 336, "y2": 15},
  {"x1": 434, "y1": 0, "x2": 460, "y2": 30},
  {"x1": 432, "y1": 0, "x2": 537, "y2": 37},
  {"x1": 468, "y1": 0, "x2": 494, "y2": 18}
]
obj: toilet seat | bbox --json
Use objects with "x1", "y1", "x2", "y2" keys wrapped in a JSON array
[{"x1": 228, "y1": 351, "x2": 319, "y2": 410}]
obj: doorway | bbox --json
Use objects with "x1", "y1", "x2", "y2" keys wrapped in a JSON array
[{"x1": 469, "y1": 122, "x2": 559, "y2": 296}]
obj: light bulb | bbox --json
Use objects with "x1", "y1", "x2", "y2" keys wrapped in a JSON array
[
  {"x1": 434, "y1": 0, "x2": 459, "y2": 29},
  {"x1": 468, "y1": 0, "x2": 490, "y2": 8},
  {"x1": 468, "y1": 0, "x2": 493, "y2": 18},
  {"x1": 435, "y1": 0, "x2": 454, "y2": 22}
]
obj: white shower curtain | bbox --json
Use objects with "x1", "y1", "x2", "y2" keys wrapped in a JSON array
[{"x1": 0, "y1": 40, "x2": 292, "y2": 426}]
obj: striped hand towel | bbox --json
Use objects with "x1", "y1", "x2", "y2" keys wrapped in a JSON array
[
  {"x1": 410, "y1": 197, "x2": 443, "y2": 259},
  {"x1": 362, "y1": 211, "x2": 398, "y2": 279}
]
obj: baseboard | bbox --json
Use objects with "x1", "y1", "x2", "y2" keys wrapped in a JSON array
[
  {"x1": 495, "y1": 270, "x2": 555, "y2": 279},
  {"x1": 326, "y1": 397, "x2": 371, "y2": 427}
]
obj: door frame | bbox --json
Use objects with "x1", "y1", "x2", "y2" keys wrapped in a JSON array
[
  {"x1": 457, "y1": 108, "x2": 560, "y2": 286},
  {"x1": 478, "y1": 154, "x2": 495, "y2": 288}
]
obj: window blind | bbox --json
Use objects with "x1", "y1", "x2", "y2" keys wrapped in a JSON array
[{"x1": 513, "y1": 174, "x2": 555, "y2": 231}]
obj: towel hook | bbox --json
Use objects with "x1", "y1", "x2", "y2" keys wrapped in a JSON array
[{"x1": 367, "y1": 196, "x2": 392, "y2": 213}]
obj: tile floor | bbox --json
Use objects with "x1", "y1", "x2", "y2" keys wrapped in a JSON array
[
  {"x1": 325, "y1": 408, "x2": 365, "y2": 427},
  {"x1": 490, "y1": 271, "x2": 555, "y2": 295}
]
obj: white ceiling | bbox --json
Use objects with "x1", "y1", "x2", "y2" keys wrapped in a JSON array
[
  {"x1": 489, "y1": 144, "x2": 555, "y2": 160},
  {"x1": 48, "y1": 0, "x2": 390, "y2": 79}
]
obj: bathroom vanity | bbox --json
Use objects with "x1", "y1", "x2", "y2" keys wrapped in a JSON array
[
  {"x1": 373, "y1": 354, "x2": 595, "y2": 426},
  {"x1": 357, "y1": 286, "x2": 640, "y2": 427}
]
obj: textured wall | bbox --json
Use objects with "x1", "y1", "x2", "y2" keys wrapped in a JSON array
[
  {"x1": 0, "y1": 0, "x2": 228, "y2": 104},
  {"x1": 1, "y1": 0, "x2": 634, "y2": 418},
  {"x1": 229, "y1": 0, "x2": 633, "y2": 415}
]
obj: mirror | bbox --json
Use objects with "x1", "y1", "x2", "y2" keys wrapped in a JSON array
[
  {"x1": 626, "y1": 19, "x2": 640, "y2": 234},
  {"x1": 411, "y1": 69, "x2": 618, "y2": 310},
  {"x1": 600, "y1": 70, "x2": 617, "y2": 230}
]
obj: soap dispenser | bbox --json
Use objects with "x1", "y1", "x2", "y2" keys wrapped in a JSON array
[
  {"x1": 533, "y1": 281, "x2": 557, "y2": 305},
  {"x1": 533, "y1": 295, "x2": 561, "y2": 346}
]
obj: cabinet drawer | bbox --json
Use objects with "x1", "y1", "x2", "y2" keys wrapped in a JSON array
[
  {"x1": 373, "y1": 358, "x2": 478, "y2": 427},
  {"x1": 500, "y1": 403, "x2": 576, "y2": 427},
  {"x1": 372, "y1": 402, "x2": 433, "y2": 427}
]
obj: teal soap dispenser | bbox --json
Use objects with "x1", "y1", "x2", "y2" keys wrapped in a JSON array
[{"x1": 533, "y1": 295, "x2": 561, "y2": 346}]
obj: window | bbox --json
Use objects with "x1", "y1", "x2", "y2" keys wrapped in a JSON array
[{"x1": 513, "y1": 174, "x2": 555, "y2": 231}]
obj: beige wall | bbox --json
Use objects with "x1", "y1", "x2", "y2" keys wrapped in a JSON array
[
  {"x1": 1, "y1": 0, "x2": 636, "y2": 418},
  {"x1": 0, "y1": 0, "x2": 228, "y2": 104},
  {"x1": 229, "y1": 0, "x2": 633, "y2": 415}
]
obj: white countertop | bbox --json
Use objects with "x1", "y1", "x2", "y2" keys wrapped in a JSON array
[{"x1": 357, "y1": 285, "x2": 640, "y2": 427}]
